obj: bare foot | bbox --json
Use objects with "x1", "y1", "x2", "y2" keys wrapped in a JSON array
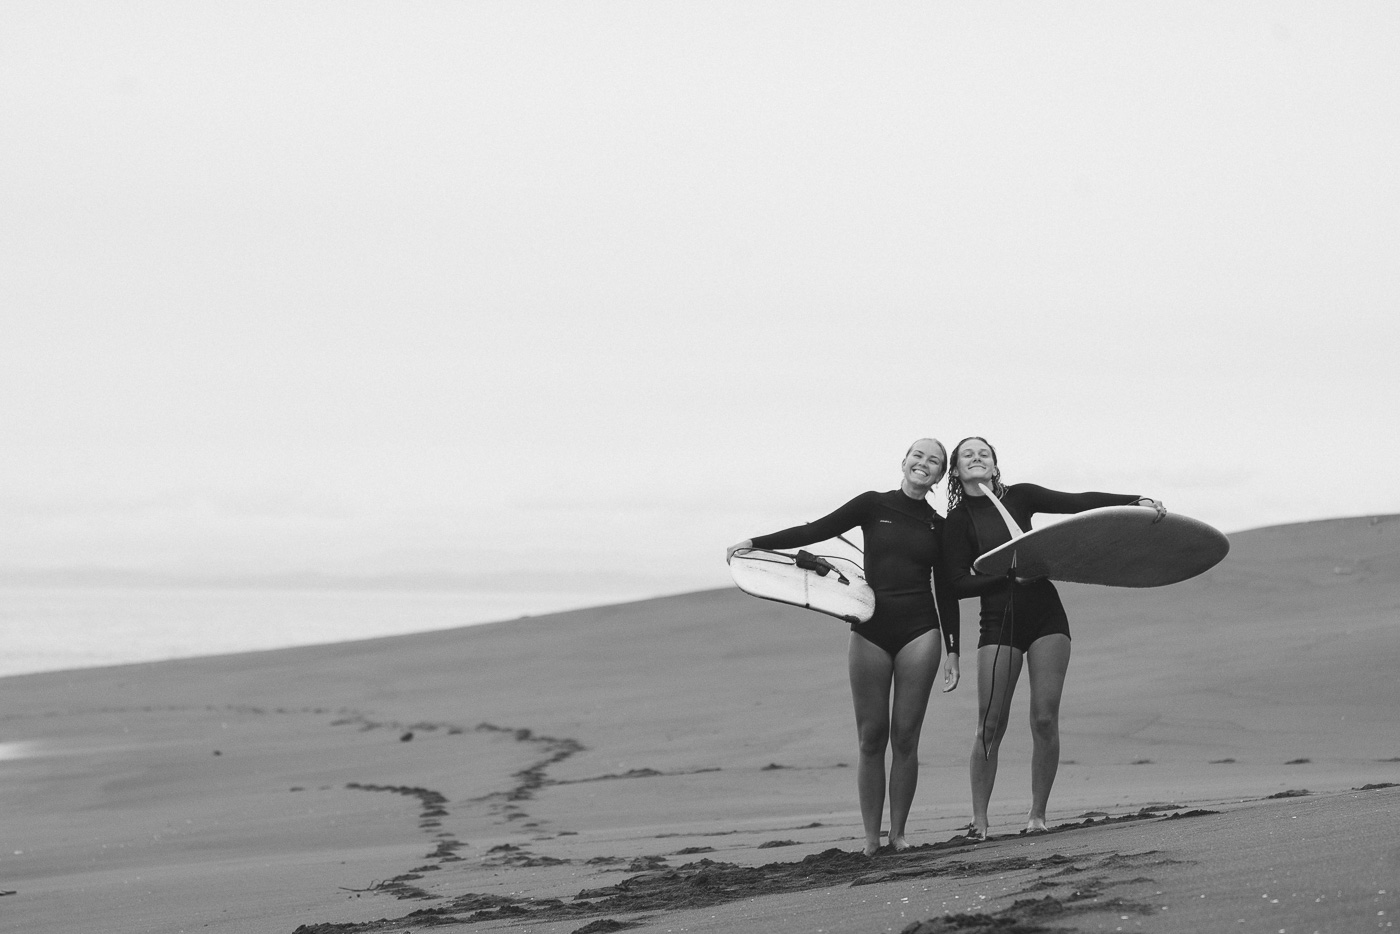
[
  {"x1": 1022, "y1": 816, "x2": 1048, "y2": 835},
  {"x1": 963, "y1": 825, "x2": 988, "y2": 842},
  {"x1": 862, "y1": 840, "x2": 882, "y2": 856},
  {"x1": 889, "y1": 834, "x2": 911, "y2": 852}
]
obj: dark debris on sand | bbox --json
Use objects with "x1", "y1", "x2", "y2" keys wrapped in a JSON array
[
  {"x1": 901, "y1": 916, "x2": 1059, "y2": 933},
  {"x1": 292, "y1": 848, "x2": 1099, "y2": 933},
  {"x1": 901, "y1": 869, "x2": 1159, "y2": 933},
  {"x1": 900, "y1": 896, "x2": 1152, "y2": 933},
  {"x1": 1159, "y1": 809, "x2": 1219, "y2": 820},
  {"x1": 570, "y1": 919, "x2": 648, "y2": 934},
  {"x1": 292, "y1": 809, "x2": 1217, "y2": 933},
  {"x1": 625, "y1": 855, "x2": 669, "y2": 872}
]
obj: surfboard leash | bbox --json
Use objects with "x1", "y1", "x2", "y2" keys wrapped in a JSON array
[
  {"x1": 979, "y1": 562, "x2": 1018, "y2": 762},
  {"x1": 736, "y1": 547, "x2": 865, "y2": 578},
  {"x1": 835, "y1": 533, "x2": 863, "y2": 554}
]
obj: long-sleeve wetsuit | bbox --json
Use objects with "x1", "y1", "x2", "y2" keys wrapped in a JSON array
[
  {"x1": 942, "y1": 483, "x2": 1139, "y2": 651},
  {"x1": 751, "y1": 489, "x2": 959, "y2": 658}
]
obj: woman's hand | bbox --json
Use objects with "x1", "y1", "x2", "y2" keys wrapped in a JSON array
[
  {"x1": 1135, "y1": 498, "x2": 1168, "y2": 522},
  {"x1": 726, "y1": 540, "x2": 754, "y2": 563},
  {"x1": 941, "y1": 653, "x2": 960, "y2": 692}
]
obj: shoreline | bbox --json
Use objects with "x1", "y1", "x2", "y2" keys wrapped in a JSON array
[{"x1": 0, "y1": 583, "x2": 665, "y2": 681}]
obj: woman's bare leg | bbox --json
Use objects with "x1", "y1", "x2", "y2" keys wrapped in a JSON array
[
  {"x1": 848, "y1": 633, "x2": 895, "y2": 855},
  {"x1": 1025, "y1": 634, "x2": 1071, "y2": 832},
  {"x1": 969, "y1": 643, "x2": 1024, "y2": 837},
  {"x1": 886, "y1": 630, "x2": 942, "y2": 850}
]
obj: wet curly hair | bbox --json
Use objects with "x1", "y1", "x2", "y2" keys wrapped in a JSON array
[{"x1": 946, "y1": 436, "x2": 1006, "y2": 512}]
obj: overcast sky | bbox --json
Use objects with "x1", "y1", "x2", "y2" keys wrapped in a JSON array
[{"x1": 3, "y1": 2, "x2": 1397, "y2": 602}]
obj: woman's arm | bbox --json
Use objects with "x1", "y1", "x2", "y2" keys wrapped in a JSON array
[
  {"x1": 743, "y1": 492, "x2": 875, "y2": 551},
  {"x1": 1015, "y1": 482, "x2": 1142, "y2": 516},
  {"x1": 931, "y1": 556, "x2": 960, "y2": 657},
  {"x1": 942, "y1": 507, "x2": 1010, "y2": 599},
  {"x1": 931, "y1": 553, "x2": 962, "y2": 692}
]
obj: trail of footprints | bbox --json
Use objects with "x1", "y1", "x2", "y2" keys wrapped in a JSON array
[{"x1": 330, "y1": 714, "x2": 587, "y2": 898}]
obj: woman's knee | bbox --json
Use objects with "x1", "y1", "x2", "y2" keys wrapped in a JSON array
[
  {"x1": 974, "y1": 714, "x2": 1007, "y2": 748},
  {"x1": 856, "y1": 722, "x2": 890, "y2": 757},
  {"x1": 1029, "y1": 707, "x2": 1059, "y2": 741},
  {"x1": 888, "y1": 724, "x2": 922, "y2": 760}
]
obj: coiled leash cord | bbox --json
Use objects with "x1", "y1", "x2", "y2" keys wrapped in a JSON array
[{"x1": 979, "y1": 563, "x2": 1018, "y2": 762}]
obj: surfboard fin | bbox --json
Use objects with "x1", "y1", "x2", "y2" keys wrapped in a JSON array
[{"x1": 977, "y1": 482, "x2": 1025, "y2": 542}]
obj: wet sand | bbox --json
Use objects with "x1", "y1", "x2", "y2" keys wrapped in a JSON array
[{"x1": 1, "y1": 514, "x2": 1397, "y2": 933}]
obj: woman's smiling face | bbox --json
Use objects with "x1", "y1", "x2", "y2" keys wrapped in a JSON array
[
  {"x1": 902, "y1": 439, "x2": 947, "y2": 489},
  {"x1": 953, "y1": 438, "x2": 998, "y2": 487}
]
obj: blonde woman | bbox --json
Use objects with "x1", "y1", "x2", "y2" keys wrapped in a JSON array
[{"x1": 727, "y1": 439, "x2": 960, "y2": 855}]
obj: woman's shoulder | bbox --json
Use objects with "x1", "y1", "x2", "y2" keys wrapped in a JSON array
[
  {"x1": 876, "y1": 488, "x2": 937, "y2": 509},
  {"x1": 869, "y1": 489, "x2": 941, "y2": 524},
  {"x1": 827, "y1": 490, "x2": 882, "y2": 513}
]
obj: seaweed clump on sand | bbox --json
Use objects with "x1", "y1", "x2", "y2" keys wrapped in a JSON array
[{"x1": 900, "y1": 888, "x2": 1156, "y2": 933}]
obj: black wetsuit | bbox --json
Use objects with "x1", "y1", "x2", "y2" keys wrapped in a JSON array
[
  {"x1": 943, "y1": 484, "x2": 1139, "y2": 653},
  {"x1": 750, "y1": 489, "x2": 960, "y2": 658}
]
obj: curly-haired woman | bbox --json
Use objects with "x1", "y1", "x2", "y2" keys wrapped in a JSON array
[{"x1": 943, "y1": 436, "x2": 1163, "y2": 839}]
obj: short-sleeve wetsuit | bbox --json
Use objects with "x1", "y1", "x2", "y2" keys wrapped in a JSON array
[
  {"x1": 943, "y1": 483, "x2": 1139, "y2": 653},
  {"x1": 750, "y1": 489, "x2": 960, "y2": 658}
]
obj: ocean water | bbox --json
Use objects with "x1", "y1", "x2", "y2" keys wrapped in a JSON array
[{"x1": 0, "y1": 585, "x2": 640, "y2": 680}]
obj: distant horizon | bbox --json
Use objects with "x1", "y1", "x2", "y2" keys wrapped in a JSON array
[
  {"x1": 4, "y1": 509, "x2": 1392, "y2": 599},
  {"x1": 3, "y1": 506, "x2": 1394, "y2": 682}
]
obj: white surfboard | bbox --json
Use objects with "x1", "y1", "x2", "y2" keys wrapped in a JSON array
[
  {"x1": 971, "y1": 504, "x2": 1229, "y2": 587},
  {"x1": 728, "y1": 548, "x2": 875, "y2": 624}
]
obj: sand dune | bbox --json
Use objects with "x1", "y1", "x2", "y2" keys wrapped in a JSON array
[{"x1": 1, "y1": 515, "x2": 1396, "y2": 932}]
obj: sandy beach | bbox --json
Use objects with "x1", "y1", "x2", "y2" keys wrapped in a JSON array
[{"x1": 2, "y1": 514, "x2": 1397, "y2": 933}]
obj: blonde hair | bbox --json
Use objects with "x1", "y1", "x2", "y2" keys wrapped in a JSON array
[{"x1": 904, "y1": 438, "x2": 948, "y2": 483}]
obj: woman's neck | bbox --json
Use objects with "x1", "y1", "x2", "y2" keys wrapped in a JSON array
[
  {"x1": 899, "y1": 480, "x2": 930, "y2": 500},
  {"x1": 960, "y1": 478, "x2": 990, "y2": 497}
]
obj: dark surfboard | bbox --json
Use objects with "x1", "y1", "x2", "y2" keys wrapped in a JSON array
[{"x1": 972, "y1": 505, "x2": 1229, "y2": 587}]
